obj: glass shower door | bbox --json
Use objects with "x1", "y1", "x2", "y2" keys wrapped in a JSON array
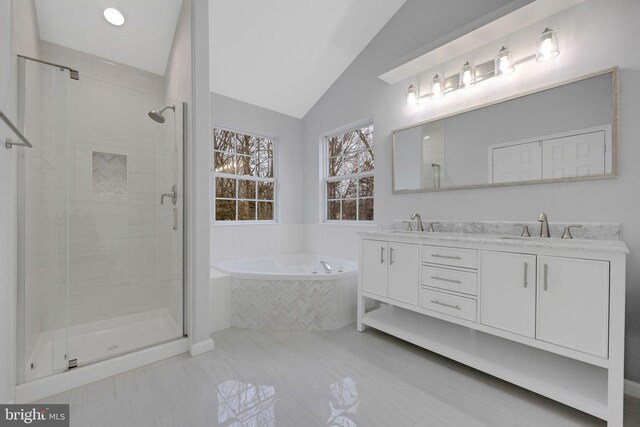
[
  {"x1": 19, "y1": 58, "x2": 71, "y2": 382},
  {"x1": 62, "y1": 76, "x2": 185, "y2": 368},
  {"x1": 19, "y1": 60, "x2": 185, "y2": 382}
]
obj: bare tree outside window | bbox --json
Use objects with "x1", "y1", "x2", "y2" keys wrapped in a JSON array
[
  {"x1": 325, "y1": 124, "x2": 374, "y2": 221},
  {"x1": 213, "y1": 128, "x2": 275, "y2": 221}
]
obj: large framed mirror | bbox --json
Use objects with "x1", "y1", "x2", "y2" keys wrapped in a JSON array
[{"x1": 392, "y1": 68, "x2": 618, "y2": 193}]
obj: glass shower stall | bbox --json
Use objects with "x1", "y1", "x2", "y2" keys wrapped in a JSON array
[{"x1": 16, "y1": 56, "x2": 186, "y2": 383}]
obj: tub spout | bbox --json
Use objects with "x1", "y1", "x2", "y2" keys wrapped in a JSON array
[{"x1": 319, "y1": 260, "x2": 332, "y2": 273}]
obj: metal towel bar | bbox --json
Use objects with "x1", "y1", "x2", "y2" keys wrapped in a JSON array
[{"x1": 1, "y1": 110, "x2": 33, "y2": 149}]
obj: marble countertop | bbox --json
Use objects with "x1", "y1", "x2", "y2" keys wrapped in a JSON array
[{"x1": 358, "y1": 230, "x2": 629, "y2": 254}]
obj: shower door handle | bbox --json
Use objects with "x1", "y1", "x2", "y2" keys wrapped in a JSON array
[
  {"x1": 173, "y1": 208, "x2": 178, "y2": 231},
  {"x1": 161, "y1": 185, "x2": 177, "y2": 205}
]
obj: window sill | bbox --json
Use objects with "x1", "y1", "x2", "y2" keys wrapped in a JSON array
[
  {"x1": 319, "y1": 221, "x2": 380, "y2": 227},
  {"x1": 211, "y1": 221, "x2": 280, "y2": 227}
]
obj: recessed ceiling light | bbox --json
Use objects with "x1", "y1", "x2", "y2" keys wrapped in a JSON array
[{"x1": 103, "y1": 8, "x2": 125, "y2": 26}]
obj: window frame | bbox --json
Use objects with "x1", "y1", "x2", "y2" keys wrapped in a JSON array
[
  {"x1": 211, "y1": 125, "x2": 278, "y2": 224},
  {"x1": 321, "y1": 120, "x2": 375, "y2": 224}
]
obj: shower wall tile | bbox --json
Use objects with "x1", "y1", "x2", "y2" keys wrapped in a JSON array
[{"x1": 92, "y1": 152, "x2": 128, "y2": 195}]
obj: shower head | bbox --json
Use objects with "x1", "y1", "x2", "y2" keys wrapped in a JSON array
[{"x1": 148, "y1": 105, "x2": 175, "y2": 123}]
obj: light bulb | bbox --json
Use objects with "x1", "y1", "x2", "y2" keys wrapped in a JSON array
[
  {"x1": 430, "y1": 74, "x2": 444, "y2": 99},
  {"x1": 537, "y1": 28, "x2": 559, "y2": 62},
  {"x1": 103, "y1": 8, "x2": 125, "y2": 26},
  {"x1": 459, "y1": 61, "x2": 475, "y2": 89},
  {"x1": 495, "y1": 46, "x2": 514, "y2": 76},
  {"x1": 406, "y1": 84, "x2": 419, "y2": 107}
]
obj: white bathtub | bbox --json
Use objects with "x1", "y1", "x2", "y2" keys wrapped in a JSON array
[
  {"x1": 215, "y1": 253, "x2": 357, "y2": 281},
  {"x1": 213, "y1": 254, "x2": 358, "y2": 331}
]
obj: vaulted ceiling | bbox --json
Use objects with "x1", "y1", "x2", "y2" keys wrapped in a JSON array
[{"x1": 209, "y1": 0, "x2": 407, "y2": 118}]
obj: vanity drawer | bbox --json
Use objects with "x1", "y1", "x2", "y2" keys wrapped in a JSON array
[
  {"x1": 422, "y1": 245, "x2": 478, "y2": 269},
  {"x1": 420, "y1": 288, "x2": 477, "y2": 322},
  {"x1": 422, "y1": 266, "x2": 477, "y2": 295}
]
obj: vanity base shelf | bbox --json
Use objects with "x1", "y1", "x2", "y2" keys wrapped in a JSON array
[{"x1": 361, "y1": 304, "x2": 608, "y2": 421}]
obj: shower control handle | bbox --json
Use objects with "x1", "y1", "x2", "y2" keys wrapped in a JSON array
[{"x1": 161, "y1": 185, "x2": 177, "y2": 205}]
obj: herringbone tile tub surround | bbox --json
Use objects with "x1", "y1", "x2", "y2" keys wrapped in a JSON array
[{"x1": 231, "y1": 277, "x2": 357, "y2": 331}]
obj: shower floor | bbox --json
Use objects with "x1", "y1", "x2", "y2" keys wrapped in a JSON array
[{"x1": 25, "y1": 308, "x2": 183, "y2": 382}]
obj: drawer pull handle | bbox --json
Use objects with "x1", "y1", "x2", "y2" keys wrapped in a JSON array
[
  {"x1": 390, "y1": 247, "x2": 395, "y2": 265},
  {"x1": 544, "y1": 264, "x2": 548, "y2": 291},
  {"x1": 431, "y1": 254, "x2": 462, "y2": 260},
  {"x1": 380, "y1": 247, "x2": 385, "y2": 264},
  {"x1": 523, "y1": 262, "x2": 528, "y2": 288},
  {"x1": 431, "y1": 276, "x2": 462, "y2": 284},
  {"x1": 430, "y1": 300, "x2": 461, "y2": 310}
]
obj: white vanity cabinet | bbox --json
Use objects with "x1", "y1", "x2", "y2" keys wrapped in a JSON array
[
  {"x1": 481, "y1": 252, "x2": 610, "y2": 357},
  {"x1": 360, "y1": 239, "x2": 420, "y2": 306},
  {"x1": 361, "y1": 240, "x2": 388, "y2": 297},
  {"x1": 481, "y1": 251, "x2": 536, "y2": 338},
  {"x1": 357, "y1": 231, "x2": 628, "y2": 426},
  {"x1": 536, "y1": 256, "x2": 610, "y2": 358}
]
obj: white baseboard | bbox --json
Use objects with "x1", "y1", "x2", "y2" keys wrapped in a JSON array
[
  {"x1": 189, "y1": 338, "x2": 215, "y2": 356},
  {"x1": 15, "y1": 338, "x2": 188, "y2": 403},
  {"x1": 625, "y1": 379, "x2": 640, "y2": 399}
]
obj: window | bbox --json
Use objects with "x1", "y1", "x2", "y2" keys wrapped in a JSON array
[
  {"x1": 324, "y1": 124, "x2": 374, "y2": 221},
  {"x1": 213, "y1": 128, "x2": 275, "y2": 222}
]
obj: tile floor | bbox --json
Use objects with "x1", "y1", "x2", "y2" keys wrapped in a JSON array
[{"x1": 38, "y1": 325, "x2": 640, "y2": 426}]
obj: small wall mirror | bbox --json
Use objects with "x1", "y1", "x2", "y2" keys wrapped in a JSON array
[{"x1": 392, "y1": 68, "x2": 618, "y2": 193}]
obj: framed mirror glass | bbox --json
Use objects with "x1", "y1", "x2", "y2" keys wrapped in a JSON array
[{"x1": 392, "y1": 68, "x2": 618, "y2": 193}]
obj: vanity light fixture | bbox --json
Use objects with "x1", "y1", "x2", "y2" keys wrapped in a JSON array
[
  {"x1": 103, "y1": 8, "x2": 125, "y2": 26},
  {"x1": 430, "y1": 74, "x2": 445, "y2": 99},
  {"x1": 537, "y1": 27, "x2": 560, "y2": 62},
  {"x1": 495, "y1": 46, "x2": 515, "y2": 76},
  {"x1": 406, "y1": 84, "x2": 419, "y2": 107},
  {"x1": 459, "y1": 61, "x2": 476, "y2": 89},
  {"x1": 405, "y1": 28, "x2": 560, "y2": 107}
]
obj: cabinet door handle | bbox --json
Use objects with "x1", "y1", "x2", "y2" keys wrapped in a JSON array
[
  {"x1": 380, "y1": 247, "x2": 385, "y2": 264},
  {"x1": 430, "y1": 300, "x2": 461, "y2": 310},
  {"x1": 543, "y1": 264, "x2": 548, "y2": 291},
  {"x1": 389, "y1": 247, "x2": 395, "y2": 265},
  {"x1": 523, "y1": 262, "x2": 528, "y2": 288},
  {"x1": 431, "y1": 254, "x2": 462, "y2": 260},
  {"x1": 431, "y1": 276, "x2": 462, "y2": 284}
]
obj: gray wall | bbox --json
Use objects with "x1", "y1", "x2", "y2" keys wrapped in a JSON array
[
  {"x1": 301, "y1": 0, "x2": 640, "y2": 381},
  {"x1": 0, "y1": 0, "x2": 15, "y2": 404},
  {"x1": 210, "y1": 92, "x2": 304, "y2": 263},
  {"x1": 0, "y1": 0, "x2": 41, "y2": 403}
]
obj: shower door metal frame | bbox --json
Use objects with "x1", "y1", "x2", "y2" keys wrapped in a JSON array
[{"x1": 182, "y1": 102, "x2": 189, "y2": 338}]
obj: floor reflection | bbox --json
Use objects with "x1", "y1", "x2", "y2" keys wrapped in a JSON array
[
  {"x1": 217, "y1": 379, "x2": 276, "y2": 426},
  {"x1": 327, "y1": 377, "x2": 360, "y2": 426}
]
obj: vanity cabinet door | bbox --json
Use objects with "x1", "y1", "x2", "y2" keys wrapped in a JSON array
[
  {"x1": 361, "y1": 240, "x2": 388, "y2": 297},
  {"x1": 387, "y1": 242, "x2": 420, "y2": 306},
  {"x1": 536, "y1": 256, "x2": 610, "y2": 358},
  {"x1": 480, "y1": 251, "x2": 536, "y2": 337}
]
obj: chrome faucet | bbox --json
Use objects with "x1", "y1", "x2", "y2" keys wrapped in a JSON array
[
  {"x1": 319, "y1": 260, "x2": 332, "y2": 273},
  {"x1": 538, "y1": 212, "x2": 550, "y2": 238},
  {"x1": 411, "y1": 213, "x2": 424, "y2": 232}
]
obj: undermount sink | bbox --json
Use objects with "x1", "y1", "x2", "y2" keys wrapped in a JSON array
[{"x1": 498, "y1": 235, "x2": 577, "y2": 242}]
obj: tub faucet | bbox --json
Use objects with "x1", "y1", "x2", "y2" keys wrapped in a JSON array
[
  {"x1": 319, "y1": 260, "x2": 332, "y2": 273},
  {"x1": 411, "y1": 213, "x2": 424, "y2": 231},
  {"x1": 538, "y1": 212, "x2": 551, "y2": 238}
]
